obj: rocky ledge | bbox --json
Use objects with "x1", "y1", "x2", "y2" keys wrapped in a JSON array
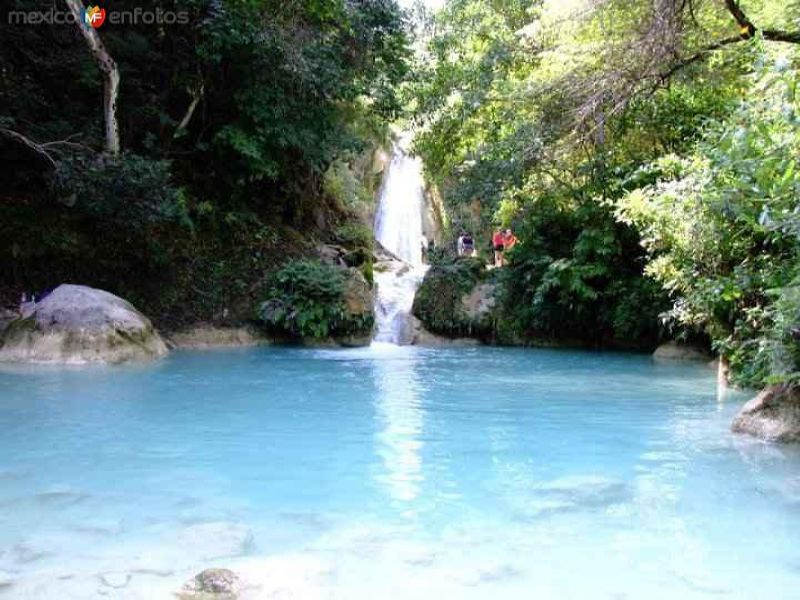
[
  {"x1": 0, "y1": 284, "x2": 167, "y2": 364},
  {"x1": 732, "y1": 384, "x2": 800, "y2": 443},
  {"x1": 168, "y1": 325, "x2": 270, "y2": 349}
]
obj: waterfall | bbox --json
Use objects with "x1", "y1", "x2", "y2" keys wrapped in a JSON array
[{"x1": 373, "y1": 136, "x2": 428, "y2": 345}]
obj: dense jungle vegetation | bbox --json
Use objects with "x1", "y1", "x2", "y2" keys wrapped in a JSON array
[
  {"x1": 0, "y1": 0, "x2": 408, "y2": 326},
  {"x1": 2, "y1": 0, "x2": 800, "y2": 387},
  {"x1": 410, "y1": 0, "x2": 800, "y2": 387}
]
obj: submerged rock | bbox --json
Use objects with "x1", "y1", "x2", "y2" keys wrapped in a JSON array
[
  {"x1": 652, "y1": 341, "x2": 710, "y2": 361},
  {"x1": 732, "y1": 384, "x2": 800, "y2": 443},
  {"x1": 179, "y1": 568, "x2": 240, "y2": 599},
  {"x1": 535, "y1": 474, "x2": 629, "y2": 508},
  {"x1": 0, "y1": 284, "x2": 167, "y2": 364}
]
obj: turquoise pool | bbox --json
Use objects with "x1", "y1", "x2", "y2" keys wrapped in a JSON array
[{"x1": 0, "y1": 345, "x2": 798, "y2": 598}]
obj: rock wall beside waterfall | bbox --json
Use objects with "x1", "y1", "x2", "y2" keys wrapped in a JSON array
[
  {"x1": 412, "y1": 258, "x2": 497, "y2": 341},
  {"x1": 421, "y1": 185, "x2": 447, "y2": 247}
]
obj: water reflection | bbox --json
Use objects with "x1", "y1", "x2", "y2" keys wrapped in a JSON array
[{"x1": 372, "y1": 349, "x2": 425, "y2": 509}]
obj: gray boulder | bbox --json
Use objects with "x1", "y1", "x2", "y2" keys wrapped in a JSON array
[
  {"x1": 0, "y1": 284, "x2": 167, "y2": 364},
  {"x1": 732, "y1": 384, "x2": 800, "y2": 443},
  {"x1": 653, "y1": 341, "x2": 710, "y2": 361}
]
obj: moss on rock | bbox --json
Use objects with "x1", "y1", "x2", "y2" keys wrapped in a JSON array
[{"x1": 412, "y1": 257, "x2": 496, "y2": 339}]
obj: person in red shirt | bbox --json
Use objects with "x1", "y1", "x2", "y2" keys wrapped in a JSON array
[
  {"x1": 492, "y1": 229, "x2": 505, "y2": 267},
  {"x1": 504, "y1": 229, "x2": 518, "y2": 253}
]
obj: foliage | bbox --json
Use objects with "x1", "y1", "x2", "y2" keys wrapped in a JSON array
[
  {"x1": 336, "y1": 222, "x2": 374, "y2": 252},
  {"x1": 259, "y1": 259, "x2": 373, "y2": 340},
  {"x1": 618, "y1": 54, "x2": 800, "y2": 385},
  {"x1": 0, "y1": 0, "x2": 410, "y2": 320},
  {"x1": 498, "y1": 187, "x2": 668, "y2": 347},
  {"x1": 53, "y1": 153, "x2": 189, "y2": 229}
]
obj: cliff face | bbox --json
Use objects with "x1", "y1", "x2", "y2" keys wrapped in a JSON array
[{"x1": 421, "y1": 185, "x2": 447, "y2": 247}]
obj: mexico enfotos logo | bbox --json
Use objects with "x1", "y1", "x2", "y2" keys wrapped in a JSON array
[{"x1": 8, "y1": 5, "x2": 190, "y2": 27}]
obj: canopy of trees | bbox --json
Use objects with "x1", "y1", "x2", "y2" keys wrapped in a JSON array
[{"x1": 411, "y1": 0, "x2": 800, "y2": 385}]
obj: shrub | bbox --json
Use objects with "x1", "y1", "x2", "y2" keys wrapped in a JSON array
[{"x1": 259, "y1": 260, "x2": 373, "y2": 340}]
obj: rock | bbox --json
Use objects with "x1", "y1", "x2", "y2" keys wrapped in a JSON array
[
  {"x1": 338, "y1": 268, "x2": 374, "y2": 347},
  {"x1": 408, "y1": 316, "x2": 480, "y2": 347},
  {"x1": 316, "y1": 244, "x2": 348, "y2": 267},
  {"x1": 168, "y1": 325, "x2": 269, "y2": 349},
  {"x1": 535, "y1": 474, "x2": 628, "y2": 508},
  {"x1": 461, "y1": 283, "x2": 497, "y2": 321},
  {"x1": 652, "y1": 341, "x2": 710, "y2": 361},
  {"x1": 373, "y1": 241, "x2": 403, "y2": 264},
  {"x1": 0, "y1": 284, "x2": 167, "y2": 364},
  {"x1": 179, "y1": 568, "x2": 240, "y2": 599},
  {"x1": 412, "y1": 259, "x2": 493, "y2": 340},
  {"x1": 732, "y1": 384, "x2": 800, "y2": 443}
]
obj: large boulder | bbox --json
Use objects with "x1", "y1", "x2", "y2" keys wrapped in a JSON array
[
  {"x1": 732, "y1": 384, "x2": 800, "y2": 443},
  {"x1": 0, "y1": 284, "x2": 167, "y2": 364},
  {"x1": 412, "y1": 258, "x2": 494, "y2": 339},
  {"x1": 652, "y1": 341, "x2": 710, "y2": 361}
]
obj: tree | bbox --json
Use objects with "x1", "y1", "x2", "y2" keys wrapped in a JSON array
[{"x1": 63, "y1": 0, "x2": 120, "y2": 155}]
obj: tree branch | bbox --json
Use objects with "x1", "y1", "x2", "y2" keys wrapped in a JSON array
[
  {"x1": 0, "y1": 128, "x2": 58, "y2": 167},
  {"x1": 63, "y1": 0, "x2": 121, "y2": 156},
  {"x1": 174, "y1": 84, "x2": 205, "y2": 137}
]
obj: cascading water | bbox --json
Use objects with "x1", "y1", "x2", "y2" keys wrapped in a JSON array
[{"x1": 373, "y1": 136, "x2": 428, "y2": 344}]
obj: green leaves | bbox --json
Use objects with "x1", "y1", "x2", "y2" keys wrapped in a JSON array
[
  {"x1": 259, "y1": 259, "x2": 372, "y2": 340},
  {"x1": 618, "y1": 53, "x2": 800, "y2": 386}
]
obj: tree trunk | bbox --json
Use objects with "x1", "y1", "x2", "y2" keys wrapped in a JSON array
[{"x1": 63, "y1": 0, "x2": 120, "y2": 156}]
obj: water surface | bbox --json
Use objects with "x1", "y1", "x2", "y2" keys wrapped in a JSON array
[{"x1": 0, "y1": 346, "x2": 798, "y2": 598}]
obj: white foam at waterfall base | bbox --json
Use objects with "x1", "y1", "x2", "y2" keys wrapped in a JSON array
[{"x1": 373, "y1": 137, "x2": 429, "y2": 345}]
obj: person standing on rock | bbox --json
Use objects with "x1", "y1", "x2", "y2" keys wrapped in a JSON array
[
  {"x1": 504, "y1": 229, "x2": 518, "y2": 255},
  {"x1": 462, "y1": 232, "x2": 475, "y2": 257},
  {"x1": 492, "y1": 229, "x2": 505, "y2": 267}
]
